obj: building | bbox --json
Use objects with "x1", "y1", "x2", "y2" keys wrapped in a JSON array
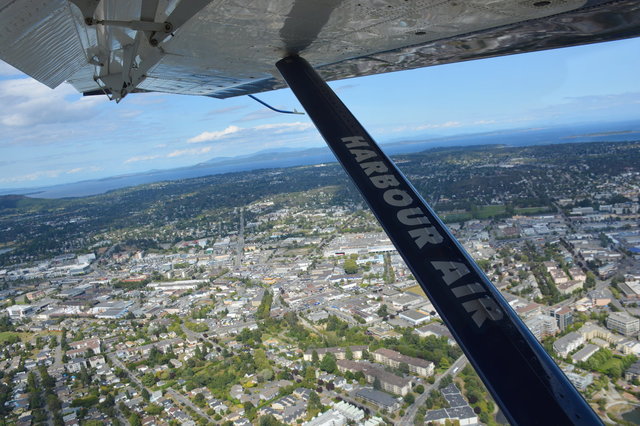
[
  {"x1": 69, "y1": 338, "x2": 102, "y2": 354},
  {"x1": 553, "y1": 332, "x2": 585, "y2": 358},
  {"x1": 572, "y1": 344, "x2": 600, "y2": 363},
  {"x1": 6, "y1": 304, "x2": 35, "y2": 319},
  {"x1": 524, "y1": 314, "x2": 559, "y2": 340},
  {"x1": 625, "y1": 360, "x2": 640, "y2": 382},
  {"x1": 550, "y1": 306, "x2": 573, "y2": 331},
  {"x1": 415, "y1": 323, "x2": 455, "y2": 345},
  {"x1": 258, "y1": 395, "x2": 306, "y2": 424},
  {"x1": 578, "y1": 322, "x2": 622, "y2": 345},
  {"x1": 354, "y1": 388, "x2": 400, "y2": 411},
  {"x1": 372, "y1": 348, "x2": 434, "y2": 376},
  {"x1": 303, "y1": 410, "x2": 347, "y2": 426},
  {"x1": 564, "y1": 370, "x2": 594, "y2": 391},
  {"x1": 557, "y1": 280, "x2": 583, "y2": 295},
  {"x1": 618, "y1": 338, "x2": 640, "y2": 355},
  {"x1": 587, "y1": 289, "x2": 612, "y2": 306},
  {"x1": 424, "y1": 384, "x2": 478, "y2": 425},
  {"x1": 332, "y1": 401, "x2": 365, "y2": 422},
  {"x1": 387, "y1": 293, "x2": 424, "y2": 311},
  {"x1": 303, "y1": 345, "x2": 367, "y2": 362},
  {"x1": 337, "y1": 360, "x2": 412, "y2": 395},
  {"x1": 65, "y1": 357, "x2": 87, "y2": 373},
  {"x1": 147, "y1": 280, "x2": 207, "y2": 292},
  {"x1": 398, "y1": 309, "x2": 430, "y2": 325},
  {"x1": 607, "y1": 312, "x2": 640, "y2": 336}
]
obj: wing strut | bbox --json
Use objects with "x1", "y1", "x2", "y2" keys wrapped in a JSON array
[{"x1": 276, "y1": 55, "x2": 602, "y2": 426}]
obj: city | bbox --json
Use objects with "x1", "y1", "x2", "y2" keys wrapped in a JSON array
[{"x1": 1, "y1": 141, "x2": 640, "y2": 425}]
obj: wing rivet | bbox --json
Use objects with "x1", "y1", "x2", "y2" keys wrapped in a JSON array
[{"x1": 533, "y1": 1, "x2": 551, "y2": 6}]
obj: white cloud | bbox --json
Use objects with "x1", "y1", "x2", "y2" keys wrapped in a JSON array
[
  {"x1": 0, "y1": 165, "x2": 102, "y2": 184},
  {"x1": 167, "y1": 146, "x2": 212, "y2": 158},
  {"x1": 125, "y1": 146, "x2": 215, "y2": 163},
  {"x1": 125, "y1": 154, "x2": 163, "y2": 164},
  {"x1": 413, "y1": 121, "x2": 462, "y2": 130},
  {"x1": 187, "y1": 125, "x2": 242, "y2": 143},
  {"x1": 187, "y1": 122, "x2": 313, "y2": 144},
  {"x1": 207, "y1": 105, "x2": 247, "y2": 115},
  {"x1": 254, "y1": 122, "x2": 313, "y2": 133},
  {"x1": 65, "y1": 166, "x2": 102, "y2": 174},
  {"x1": 0, "y1": 169, "x2": 62, "y2": 183},
  {"x1": 235, "y1": 109, "x2": 279, "y2": 122},
  {"x1": 0, "y1": 77, "x2": 106, "y2": 128},
  {"x1": 333, "y1": 83, "x2": 358, "y2": 92}
]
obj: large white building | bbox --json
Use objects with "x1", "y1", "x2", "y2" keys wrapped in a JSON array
[
  {"x1": 524, "y1": 314, "x2": 559, "y2": 340},
  {"x1": 373, "y1": 348, "x2": 434, "y2": 376},
  {"x1": 607, "y1": 312, "x2": 639, "y2": 336},
  {"x1": 553, "y1": 332, "x2": 585, "y2": 358},
  {"x1": 6, "y1": 304, "x2": 34, "y2": 319}
]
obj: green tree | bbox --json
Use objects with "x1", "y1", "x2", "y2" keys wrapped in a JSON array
[
  {"x1": 439, "y1": 357, "x2": 450, "y2": 369},
  {"x1": 194, "y1": 393, "x2": 205, "y2": 407},
  {"x1": 254, "y1": 348, "x2": 270, "y2": 371},
  {"x1": 128, "y1": 413, "x2": 142, "y2": 426},
  {"x1": 373, "y1": 376, "x2": 381, "y2": 390},
  {"x1": 141, "y1": 372, "x2": 156, "y2": 386},
  {"x1": 585, "y1": 271, "x2": 596, "y2": 289},
  {"x1": 308, "y1": 391, "x2": 322, "y2": 413},
  {"x1": 146, "y1": 404, "x2": 163, "y2": 415},
  {"x1": 320, "y1": 353, "x2": 337, "y2": 374},
  {"x1": 244, "y1": 401, "x2": 257, "y2": 421},
  {"x1": 404, "y1": 393, "x2": 415, "y2": 404},
  {"x1": 257, "y1": 291, "x2": 273, "y2": 319},
  {"x1": 304, "y1": 366, "x2": 316, "y2": 383},
  {"x1": 345, "y1": 346, "x2": 354, "y2": 361},
  {"x1": 439, "y1": 374, "x2": 452, "y2": 389},
  {"x1": 377, "y1": 304, "x2": 388, "y2": 318},
  {"x1": 343, "y1": 258, "x2": 358, "y2": 275},
  {"x1": 258, "y1": 414, "x2": 284, "y2": 426}
]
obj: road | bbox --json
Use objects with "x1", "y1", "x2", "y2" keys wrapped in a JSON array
[
  {"x1": 165, "y1": 388, "x2": 217, "y2": 423},
  {"x1": 52, "y1": 339, "x2": 63, "y2": 370},
  {"x1": 400, "y1": 354, "x2": 468, "y2": 425},
  {"x1": 181, "y1": 323, "x2": 203, "y2": 341},
  {"x1": 107, "y1": 351, "x2": 216, "y2": 424},
  {"x1": 107, "y1": 353, "x2": 145, "y2": 388},
  {"x1": 33, "y1": 368, "x2": 54, "y2": 426}
]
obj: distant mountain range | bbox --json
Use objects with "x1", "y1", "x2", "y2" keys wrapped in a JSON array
[{"x1": 3, "y1": 120, "x2": 639, "y2": 199}]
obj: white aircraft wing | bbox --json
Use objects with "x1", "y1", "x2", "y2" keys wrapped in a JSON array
[{"x1": 1, "y1": 0, "x2": 639, "y2": 101}]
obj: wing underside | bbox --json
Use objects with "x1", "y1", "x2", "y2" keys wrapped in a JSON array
[{"x1": 1, "y1": 0, "x2": 639, "y2": 101}]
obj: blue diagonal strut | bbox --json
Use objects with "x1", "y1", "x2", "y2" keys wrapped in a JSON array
[
  {"x1": 276, "y1": 55, "x2": 602, "y2": 426},
  {"x1": 248, "y1": 94, "x2": 304, "y2": 115}
]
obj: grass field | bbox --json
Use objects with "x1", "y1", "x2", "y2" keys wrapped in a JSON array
[
  {"x1": 404, "y1": 285, "x2": 426, "y2": 297},
  {"x1": 442, "y1": 213, "x2": 473, "y2": 223},
  {"x1": 516, "y1": 206, "x2": 553, "y2": 215},
  {"x1": 441, "y1": 205, "x2": 552, "y2": 222},
  {"x1": 0, "y1": 331, "x2": 27, "y2": 344}
]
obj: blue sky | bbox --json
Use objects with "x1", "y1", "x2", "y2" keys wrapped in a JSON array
[{"x1": 1, "y1": 37, "x2": 639, "y2": 190}]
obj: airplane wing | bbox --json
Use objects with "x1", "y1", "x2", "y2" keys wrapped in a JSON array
[{"x1": 1, "y1": 0, "x2": 639, "y2": 101}]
